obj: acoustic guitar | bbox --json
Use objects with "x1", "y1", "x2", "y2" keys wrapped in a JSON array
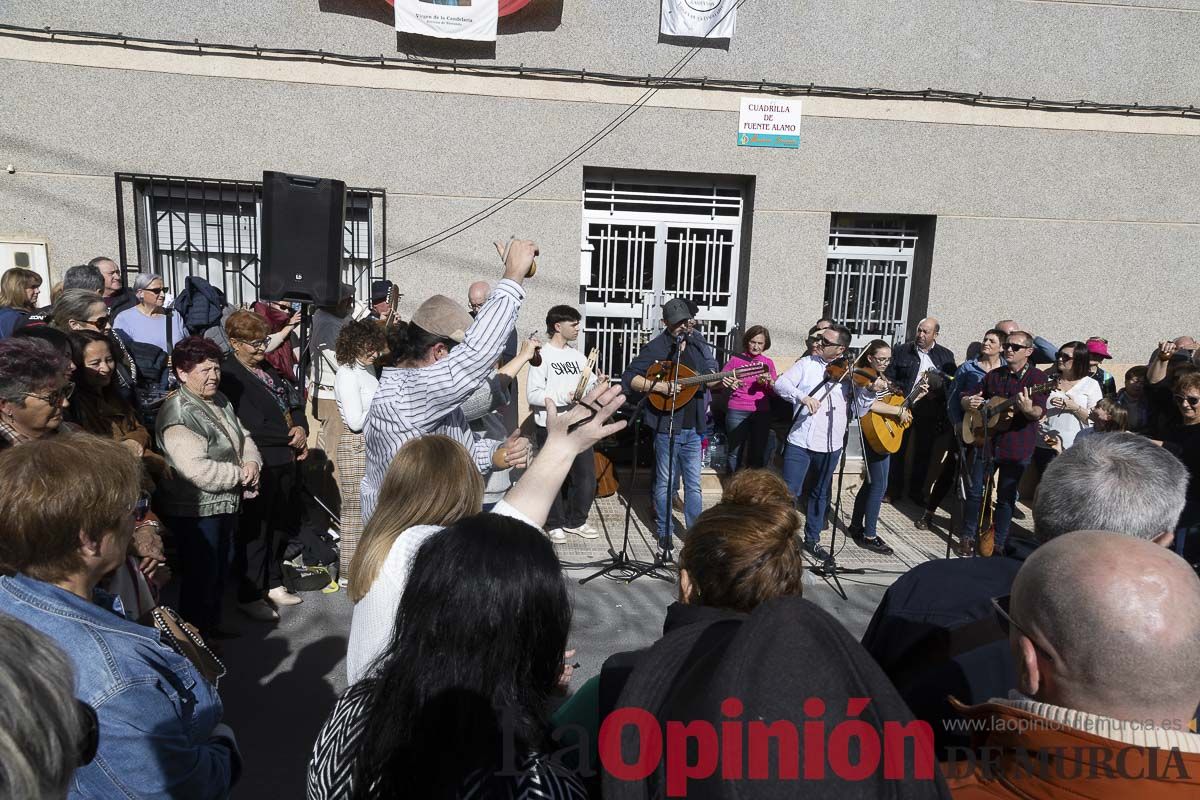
[
  {"x1": 860, "y1": 370, "x2": 937, "y2": 455},
  {"x1": 643, "y1": 360, "x2": 767, "y2": 412},
  {"x1": 382, "y1": 283, "x2": 400, "y2": 328},
  {"x1": 961, "y1": 380, "x2": 1056, "y2": 446}
]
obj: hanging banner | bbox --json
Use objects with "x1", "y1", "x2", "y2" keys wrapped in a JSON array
[
  {"x1": 660, "y1": 0, "x2": 738, "y2": 40},
  {"x1": 737, "y1": 97, "x2": 801, "y2": 149},
  {"x1": 395, "y1": 0, "x2": 499, "y2": 41}
]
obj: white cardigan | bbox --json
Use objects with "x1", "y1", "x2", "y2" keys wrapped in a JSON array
[{"x1": 345, "y1": 500, "x2": 535, "y2": 684}]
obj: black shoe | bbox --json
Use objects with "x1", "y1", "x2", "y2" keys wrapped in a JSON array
[
  {"x1": 914, "y1": 512, "x2": 933, "y2": 531},
  {"x1": 804, "y1": 541, "x2": 832, "y2": 562},
  {"x1": 855, "y1": 534, "x2": 894, "y2": 555},
  {"x1": 1011, "y1": 506, "x2": 1026, "y2": 521},
  {"x1": 955, "y1": 538, "x2": 975, "y2": 558}
]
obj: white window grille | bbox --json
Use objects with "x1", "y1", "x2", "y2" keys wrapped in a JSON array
[
  {"x1": 824, "y1": 223, "x2": 918, "y2": 349},
  {"x1": 580, "y1": 175, "x2": 747, "y2": 377},
  {"x1": 116, "y1": 175, "x2": 384, "y2": 307}
]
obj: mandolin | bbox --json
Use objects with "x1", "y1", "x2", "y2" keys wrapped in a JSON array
[
  {"x1": 643, "y1": 360, "x2": 767, "y2": 412},
  {"x1": 961, "y1": 380, "x2": 1056, "y2": 446}
]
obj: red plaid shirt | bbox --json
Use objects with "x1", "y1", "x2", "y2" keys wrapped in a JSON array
[{"x1": 969, "y1": 365, "x2": 1051, "y2": 463}]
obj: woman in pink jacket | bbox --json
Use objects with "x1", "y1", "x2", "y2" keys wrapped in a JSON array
[{"x1": 722, "y1": 325, "x2": 778, "y2": 472}]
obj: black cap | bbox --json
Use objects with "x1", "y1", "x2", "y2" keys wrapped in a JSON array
[
  {"x1": 370, "y1": 279, "x2": 393, "y2": 304},
  {"x1": 662, "y1": 298, "x2": 692, "y2": 326}
]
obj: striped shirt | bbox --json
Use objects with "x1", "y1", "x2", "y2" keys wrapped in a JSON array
[{"x1": 361, "y1": 279, "x2": 524, "y2": 523}]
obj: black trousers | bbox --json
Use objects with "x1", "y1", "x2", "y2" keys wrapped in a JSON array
[
  {"x1": 534, "y1": 426, "x2": 596, "y2": 530},
  {"x1": 888, "y1": 408, "x2": 941, "y2": 502},
  {"x1": 235, "y1": 460, "x2": 299, "y2": 602}
]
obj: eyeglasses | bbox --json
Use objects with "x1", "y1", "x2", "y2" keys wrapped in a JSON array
[
  {"x1": 23, "y1": 383, "x2": 74, "y2": 406},
  {"x1": 75, "y1": 700, "x2": 99, "y2": 767},
  {"x1": 1002, "y1": 342, "x2": 1030, "y2": 352},
  {"x1": 1174, "y1": 395, "x2": 1200, "y2": 408},
  {"x1": 234, "y1": 338, "x2": 270, "y2": 350},
  {"x1": 85, "y1": 315, "x2": 111, "y2": 329},
  {"x1": 1055, "y1": 353, "x2": 1073, "y2": 361},
  {"x1": 870, "y1": 356, "x2": 892, "y2": 365},
  {"x1": 141, "y1": 286, "x2": 168, "y2": 295},
  {"x1": 991, "y1": 596, "x2": 1054, "y2": 663},
  {"x1": 819, "y1": 337, "x2": 842, "y2": 349}
]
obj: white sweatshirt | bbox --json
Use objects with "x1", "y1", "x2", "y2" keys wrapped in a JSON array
[{"x1": 526, "y1": 343, "x2": 596, "y2": 427}]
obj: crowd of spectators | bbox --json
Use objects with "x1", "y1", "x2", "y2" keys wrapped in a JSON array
[{"x1": 0, "y1": 251, "x2": 1197, "y2": 799}]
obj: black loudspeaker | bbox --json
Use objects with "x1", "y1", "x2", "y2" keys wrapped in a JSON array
[{"x1": 260, "y1": 171, "x2": 347, "y2": 305}]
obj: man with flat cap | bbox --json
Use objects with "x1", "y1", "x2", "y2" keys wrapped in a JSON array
[{"x1": 361, "y1": 240, "x2": 539, "y2": 524}]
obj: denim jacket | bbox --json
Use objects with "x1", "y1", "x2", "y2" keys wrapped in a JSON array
[{"x1": 0, "y1": 574, "x2": 238, "y2": 799}]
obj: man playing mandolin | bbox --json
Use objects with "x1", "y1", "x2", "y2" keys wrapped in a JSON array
[
  {"x1": 622, "y1": 298, "x2": 740, "y2": 552},
  {"x1": 959, "y1": 331, "x2": 1050, "y2": 557}
]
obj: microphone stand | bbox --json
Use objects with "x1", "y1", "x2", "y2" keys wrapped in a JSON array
[
  {"x1": 810, "y1": 391, "x2": 866, "y2": 600},
  {"x1": 625, "y1": 335, "x2": 686, "y2": 583},
  {"x1": 578, "y1": 393, "x2": 673, "y2": 585}
]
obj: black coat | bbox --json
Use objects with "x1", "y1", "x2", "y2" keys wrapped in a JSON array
[
  {"x1": 860, "y1": 535, "x2": 1037, "y2": 757},
  {"x1": 219, "y1": 356, "x2": 308, "y2": 466},
  {"x1": 886, "y1": 340, "x2": 957, "y2": 397}
]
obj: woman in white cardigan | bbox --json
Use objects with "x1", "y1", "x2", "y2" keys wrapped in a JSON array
[
  {"x1": 345, "y1": 382, "x2": 628, "y2": 684},
  {"x1": 333, "y1": 320, "x2": 388, "y2": 585}
]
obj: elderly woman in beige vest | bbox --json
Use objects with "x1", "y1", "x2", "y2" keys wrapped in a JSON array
[{"x1": 156, "y1": 336, "x2": 261, "y2": 638}]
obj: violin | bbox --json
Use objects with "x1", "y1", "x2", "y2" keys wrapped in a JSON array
[
  {"x1": 824, "y1": 357, "x2": 881, "y2": 389},
  {"x1": 824, "y1": 357, "x2": 902, "y2": 395}
]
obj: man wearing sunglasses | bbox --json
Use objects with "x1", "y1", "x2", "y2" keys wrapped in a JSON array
[
  {"x1": 945, "y1": 531, "x2": 1200, "y2": 794},
  {"x1": 959, "y1": 332, "x2": 1050, "y2": 557},
  {"x1": 775, "y1": 324, "x2": 878, "y2": 562}
]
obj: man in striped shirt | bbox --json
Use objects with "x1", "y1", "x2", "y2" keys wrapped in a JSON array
[{"x1": 361, "y1": 240, "x2": 537, "y2": 523}]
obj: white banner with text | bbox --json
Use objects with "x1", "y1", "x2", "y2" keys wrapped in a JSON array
[{"x1": 395, "y1": 0, "x2": 499, "y2": 41}]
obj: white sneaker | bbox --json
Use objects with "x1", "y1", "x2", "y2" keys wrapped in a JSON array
[
  {"x1": 563, "y1": 524, "x2": 600, "y2": 540},
  {"x1": 267, "y1": 586, "x2": 304, "y2": 607},
  {"x1": 238, "y1": 599, "x2": 280, "y2": 622},
  {"x1": 547, "y1": 528, "x2": 568, "y2": 544}
]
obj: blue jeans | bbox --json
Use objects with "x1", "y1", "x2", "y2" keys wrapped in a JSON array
[
  {"x1": 655, "y1": 429, "x2": 702, "y2": 544},
  {"x1": 783, "y1": 444, "x2": 840, "y2": 545},
  {"x1": 167, "y1": 513, "x2": 236, "y2": 634},
  {"x1": 961, "y1": 455, "x2": 1026, "y2": 552},
  {"x1": 851, "y1": 448, "x2": 891, "y2": 539}
]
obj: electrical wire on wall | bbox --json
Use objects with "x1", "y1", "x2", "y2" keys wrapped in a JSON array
[{"x1": 3, "y1": 14, "x2": 1196, "y2": 266}]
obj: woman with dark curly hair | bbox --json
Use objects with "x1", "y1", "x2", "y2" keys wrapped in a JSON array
[
  {"x1": 157, "y1": 335, "x2": 262, "y2": 637},
  {"x1": 334, "y1": 319, "x2": 388, "y2": 583}
]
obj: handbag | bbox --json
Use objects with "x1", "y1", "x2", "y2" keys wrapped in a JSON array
[{"x1": 147, "y1": 605, "x2": 227, "y2": 686}]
